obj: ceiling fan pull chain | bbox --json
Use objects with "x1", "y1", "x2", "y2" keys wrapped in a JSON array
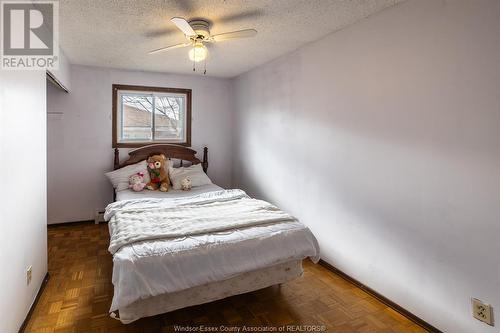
[
  {"x1": 204, "y1": 57, "x2": 207, "y2": 75},
  {"x1": 192, "y1": 46, "x2": 196, "y2": 72}
]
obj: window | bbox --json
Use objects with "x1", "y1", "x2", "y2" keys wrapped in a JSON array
[{"x1": 112, "y1": 84, "x2": 191, "y2": 147}]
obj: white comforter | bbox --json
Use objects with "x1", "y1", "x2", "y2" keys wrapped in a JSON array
[
  {"x1": 106, "y1": 189, "x2": 296, "y2": 254},
  {"x1": 105, "y1": 189, "x2": 320, "y2": 312}
]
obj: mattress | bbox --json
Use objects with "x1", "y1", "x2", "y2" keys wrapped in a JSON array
[{"x1": 115, "y1": 183, "x2": 223, "y2": 201}]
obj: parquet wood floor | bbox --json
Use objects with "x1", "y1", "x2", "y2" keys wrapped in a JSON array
[{"x1": 24, "y1": 223, "x2": 428, "y2": 333}]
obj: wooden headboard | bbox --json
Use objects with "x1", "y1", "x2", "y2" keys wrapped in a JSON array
[{"x1": 114, "y1": 144, "x2": 208, "y2": 172}]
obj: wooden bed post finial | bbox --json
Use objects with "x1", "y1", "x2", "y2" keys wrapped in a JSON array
[
  {"x1": 114, "y1": 148, "x2": 120, "y2": 170},
  {"x1": 202, "y1": 147, "x2": 208, "y2": 173}
]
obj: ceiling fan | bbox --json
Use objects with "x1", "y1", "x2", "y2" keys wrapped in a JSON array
[{"x1": 149, "y1": 17, "x2": 257, "y2": 74}]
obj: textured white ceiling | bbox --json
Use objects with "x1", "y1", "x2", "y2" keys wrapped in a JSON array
[{"x1": 59, "y1": 0, "x2": 402, "y2": 78}]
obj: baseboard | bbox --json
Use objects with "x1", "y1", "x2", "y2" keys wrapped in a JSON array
[
  {"x1": 318, "y1": 260, "x2": 442, "y2": 333},
  {"x1": 47, "y1": 220, "x2": 94, "y2": 227},
  {"x1": 18, "y1": 272, "x2": 50, "y2": 333}
]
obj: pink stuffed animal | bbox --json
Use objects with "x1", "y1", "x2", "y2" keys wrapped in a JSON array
[{"x1": 129, "y1": 172, "x2": 146, "y2": 192}]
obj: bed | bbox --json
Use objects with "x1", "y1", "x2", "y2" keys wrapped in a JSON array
[{"x1": 106, "y1": 144, "x2": 320, "y2": 323}]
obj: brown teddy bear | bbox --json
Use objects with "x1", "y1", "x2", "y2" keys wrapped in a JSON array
[{"x1": 146, "y1": 154, "x2": 170, "y2": 192}]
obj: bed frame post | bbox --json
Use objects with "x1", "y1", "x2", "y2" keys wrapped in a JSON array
[
  {"x1": 202, "y1": 147, "x2": 208, "y2": 173},
  {"x1": 114, "y1": 148, "x2": 120, "y2": 170}
]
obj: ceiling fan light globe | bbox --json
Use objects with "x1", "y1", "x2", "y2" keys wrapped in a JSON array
[{"x1": 188, "y1": 44, "x2": 208, "y2": 62}]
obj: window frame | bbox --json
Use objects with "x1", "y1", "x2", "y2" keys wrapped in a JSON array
[{"x1": 112, "y1": 84, "x2": 192, "y2": 148}]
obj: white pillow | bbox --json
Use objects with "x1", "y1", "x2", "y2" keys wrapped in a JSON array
[
  {"x1": 105, "y1": 160, "x2": 150, "y2": 192},
  {"x1": 169, "y1": 163, "x2": 212, "y2": 190},
  {"x1": 168, "y1": 158, "x2": 181, "y2": 167}
]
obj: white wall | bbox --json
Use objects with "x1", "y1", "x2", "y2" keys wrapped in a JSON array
[
  {"x1": 231, "y1": 1, "x2": 500, "y2": 332},
  {"x1": 47, "y1": 65, "x2": 232, "y2": 224},
  {"x1": 0, "y1": 71, "x2": 47, "y2": 333}
]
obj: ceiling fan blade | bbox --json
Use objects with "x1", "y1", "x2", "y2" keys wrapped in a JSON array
[
  {"x1": 148, "y1": 42, "x2": 191, "y2": 55},
  {"x1": 210, "y1": 29, "x2": 257, "y2": 42},
  {"x1": 171, "y1": 17, "x2": 196, "y2": 36}
]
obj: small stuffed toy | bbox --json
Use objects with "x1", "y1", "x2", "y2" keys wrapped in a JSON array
[
  {"x1": 129, "y1": 172, "x2": 146, "y2": 192},
  {"x1": 146, "y1": 154, "x2": 170, "y2": 192},
  {"x1": 181, "y1": 177, "x2": 192, "y2": 191}
]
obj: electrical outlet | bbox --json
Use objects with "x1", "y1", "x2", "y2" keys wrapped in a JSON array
[
  {"x1": 26, "y1": 266, "x2": 32, "y2": 285},
  {"x1": 472, "y1": 298, "x2": 494, "y2": 326}
]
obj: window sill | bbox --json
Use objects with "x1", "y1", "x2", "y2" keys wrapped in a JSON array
[{"x1": 113, "y1": 141, "x2": 191, "y2": 148}]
